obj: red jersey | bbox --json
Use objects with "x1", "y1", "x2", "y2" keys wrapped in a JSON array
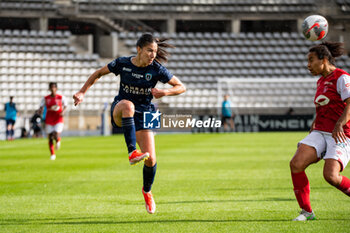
[
  {"x1": 40, "y1": 94, "x2": 67, "y2": 125},
  {"x1": 314, "y1": 68, "x2": 350, "y2": 136}
]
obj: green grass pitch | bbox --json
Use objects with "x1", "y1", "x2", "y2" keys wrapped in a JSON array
[{"x1": 1, "y1": 132, "x2": 350, "y2": 232}]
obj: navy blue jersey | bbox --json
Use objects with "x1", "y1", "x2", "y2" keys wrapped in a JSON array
[{"x1": 107, "y1": 56, "x2": 173, "y2": 112}]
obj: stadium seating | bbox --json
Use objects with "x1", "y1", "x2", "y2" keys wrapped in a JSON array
[
  {"x1": 0, "y1": 29, "x2": 113, "y2": 112},
  {"x1": 0, "y1": 0, "x2": 58, "y2": 12},
  {"x1": 2, "y1": 30, "x2": 350, "y2": 112},
  {"x1": 337, "y1": 0, "x2": 350, "y2": 12},
  {"x1": 119, "y1": 31, "x2": 350, "y2": 109},
  {"x1": 74, "y1": 0, "x2": 316, "y2": 14}
]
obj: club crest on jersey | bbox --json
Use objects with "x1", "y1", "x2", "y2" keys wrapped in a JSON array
[
  {"x1": 111, "y1": 60, "x2": 117, "y2": 67},
  {"x1": 145, "y1": 73, "x2": 152, "y2": 81}
]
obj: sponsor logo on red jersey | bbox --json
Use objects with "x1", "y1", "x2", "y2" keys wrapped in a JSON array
[{"x1": 45, "y1": 94, "x2": 64, "y2": 125}]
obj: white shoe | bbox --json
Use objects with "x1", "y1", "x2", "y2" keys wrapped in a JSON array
[
  {"x1": 293, "y1": 209, "x2": 316, "y2": 221},
  {"x1": 50, "y1": 155, "x2": 56, "y2": 160},
  {"x1": 56, "y1": 141, "x2": 61, "y2": 150}
]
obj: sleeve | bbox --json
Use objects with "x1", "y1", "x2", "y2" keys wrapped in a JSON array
[
  {"x1": 61, "y1": 96, "x2": 68, "y2": 107},
  {"x1": 107, "y1": 58, "x2": 121, "y2": 75},
  {"x1": 13, "y1": 103, "x2": 17, "y2": 112},
  {"x1": 39, "y1": 98, "x2": 46, "y2": 108},
  {"x1": 336, "y1": 74, "x2": 350, "y2": 101},
  {"x1": 158, "y1": 66, "x2": 173, "y2": 84}
]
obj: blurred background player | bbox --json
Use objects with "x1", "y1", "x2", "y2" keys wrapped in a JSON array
[
  {"x1": 290, "y1": 41, "x2": 350, "y2": 221},
  {"x1": 221, "y1": 94, "x2": 235, "y2": 132},
  {"x1": 4, "y1": 96, "x2": 17, "y2": 141},
  {"x1": 73, "y1": 33, "x2": 186, "y2": 214},
  {"x1": 39, "y1": 82, "x2": 67, "y2": 160},
  {"x1": 31, "y1": 110, "x2": 43, "y2": 138}
]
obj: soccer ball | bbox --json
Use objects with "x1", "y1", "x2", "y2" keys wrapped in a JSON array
[{"x1": 302, "y1": 15, "x2": 328, "y2": 41}]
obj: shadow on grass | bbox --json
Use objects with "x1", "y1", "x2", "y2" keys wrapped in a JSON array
[{"x1": 1, "y1": 217, "x2": 350, "y2": 226}]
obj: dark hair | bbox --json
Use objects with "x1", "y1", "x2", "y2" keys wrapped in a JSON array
[
  {"x1": 136, "y1": 33, "x2": 174, "y2": 64},
  {"x1": 49, "y1": 82, "x2": 57, "y2": 88},
  {"x1": 309, "y1": 41, "x2": 344, "y2": 65}
]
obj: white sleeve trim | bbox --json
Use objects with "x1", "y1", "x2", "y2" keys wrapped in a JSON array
[
  {"x1": 337, "y1": 74, "x2": 350, "y2": 101},
  {"x1": 61, "y1": 96, "x2": 68, "y2": 107}
]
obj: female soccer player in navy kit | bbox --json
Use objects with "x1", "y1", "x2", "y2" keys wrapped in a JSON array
[
  {"x1": 290, "y1": 41, "x2": 350, "y2": 221},
  {"x1": 73, "y1": 34, "x2": 186, "y2": 214}
]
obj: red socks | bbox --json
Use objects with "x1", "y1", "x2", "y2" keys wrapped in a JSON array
[
  {"x1": 49, "y1": 141, "x2": 55, "y2": 155},
  {"x1": 291, "y1": 171, "x2": 312, "y2": 213},
  {"x1": 337, "y1": 176, "x2": 350, "y2": 196},
  {"x1": 292, "y1": 172, "x2": 350, "y2": 211}
]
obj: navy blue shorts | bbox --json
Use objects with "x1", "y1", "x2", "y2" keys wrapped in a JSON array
[
  {"x1": 110, "y1": 99, "x2": 155, "y2": 132},
  {"x1": 6, "y1": 119, "x2": 15, "y2": 126}
]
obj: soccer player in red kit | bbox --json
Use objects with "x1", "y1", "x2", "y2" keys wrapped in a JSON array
[
  {"x1": 39, "y1": 82, "x2": 67, "y2": 160},
  {"x1": 290, "y1": 41, "x2": 350, "y2": 221}
]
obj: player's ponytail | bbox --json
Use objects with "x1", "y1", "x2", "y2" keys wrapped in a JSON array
[
  {"x1": 136, "y1": 33, "x2": 174, "y2": 64},
  {"x1": 154, "y1": 37, "x2": 174, "y2": 64},
  {"x1": 309, "y1": 41, "x2": 344, "y2": 65}
]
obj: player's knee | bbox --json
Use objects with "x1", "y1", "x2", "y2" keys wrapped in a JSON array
[
  {"x1": 289, "y1": 158, "x2": 304, "y2": 172},
  {"x1": 323, "y1": 170, "x2": 341, "y2": 186},
  {"x1": 119, "y1": 100, "x2": 135, "y2": 115},
  {"x1": 145, "y1": 155, "x2": 156, "y2": 167}
]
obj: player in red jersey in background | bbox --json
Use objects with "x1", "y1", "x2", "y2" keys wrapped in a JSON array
[
  {"x1": 39, "y1": 82, "x2": 67, "y2": 160},
  {"x1": 290, "y1": 41, "x2": 350, "y2": 221}
]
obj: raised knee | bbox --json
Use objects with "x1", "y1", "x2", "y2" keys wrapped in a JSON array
[{"x1": 119, "y1": 100, "x2": 135, "y2": 115}]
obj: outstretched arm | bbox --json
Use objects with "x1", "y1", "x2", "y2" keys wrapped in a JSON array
[
  {"x1": 151, "y1": 76, "x2": 186, "y2": 99},
  {"x1": 73, "y1": 65, "x2": 110, "y2": 106}
]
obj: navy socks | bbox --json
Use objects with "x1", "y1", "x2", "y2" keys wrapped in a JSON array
[
  {"x1": 122, "y1": 117, "x2": 156, "y2": 192},
  {"x1": 143, "y1": 163, "x2": 157, "y2": 192},
  {"x1": 122, "y1": 117, "x2": 136, "y2": 153}
]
